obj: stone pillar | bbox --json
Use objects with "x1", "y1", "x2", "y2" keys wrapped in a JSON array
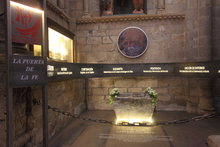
[
  {"x1": 146, "y1": 0, "x2": 157, "y2": 14},
  {"x1": 157, "y1": 0, "x2": 165, "y2": 9},
  {"x1": 102, "y1": 0, "x2": 114, "y2": 16},
  {"x1": 157, "y1": 0, "x2": 165, "y2": 14},
  {"x1": 132, "y1": 0, "x2": 144, "y2": 14},
  {"x1": 83, "y1": 0, "x2": 90, "y2": 18}
]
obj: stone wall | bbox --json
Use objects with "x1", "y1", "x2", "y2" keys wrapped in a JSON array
[
  {"x1": 75, "y1": 0, "x2": 213, "y2": 112},
  {"x1": 76, "y1": 0, "x2": 212, "y2": 62},
  {"x1": 10, "y1": 0, "x2": 84, "y2": 145},
  {"x1": 76, "y1": 19, "x2": 186, "y2": 63},
  {"x1": 3, "y1": 79, "x2": 85, "y2": 146},
  {"x1": 185, "y1": 0, "x2": 212, "y2": 61},
  {"x1": 69, "y1": 0, "x2": 84, "y2": 19},
  {"x1": 0, "y1": 0, "x2": 84, "y2": 146},
  {"x1": 30, "y1": 79, "x2": 85, "y2": 144},
  {"x1": 88, "y1": 77, "x2": 213, "y2": 113}
]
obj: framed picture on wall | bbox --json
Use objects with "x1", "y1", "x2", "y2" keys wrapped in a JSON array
[{"x1": 117, "y1": 26, "x2": 148, "y2": 58}]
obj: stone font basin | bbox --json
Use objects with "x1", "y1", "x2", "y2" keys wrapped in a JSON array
[{"x1": 113, "y1": 92, "x2": 154, "y2": 125}]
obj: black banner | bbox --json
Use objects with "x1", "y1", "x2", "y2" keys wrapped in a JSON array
[
  {"x1": 47, "y1": 61, "x2": 220, "y2": 82},
  {"x1": 10, "y1": 55, "x2": 47, "y2": 87},
  {"x1": 10, "y1": 57, "x2": 220, "y2": 86}
]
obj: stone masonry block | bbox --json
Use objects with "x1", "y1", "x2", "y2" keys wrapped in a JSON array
[
  {"x1": 189, "y1": 78, "x2": 201, "y2": 88},
  {"x1": 187, "y1": 96, "x2": 199, "y2": 105},
  {"x1": 77, "y1": 24, "x2": 99, "y2": 31},
  {"x1": 87, "y1": 37, "x2": 102, "y2": 45},
  {"x1": 169, "y1": 87, "x2": 185, "y2": 96},
  {"x1": 154, "y1": 88, "x2": 168, "y2": 95},
  {"x1": 198, "y1": 97, "x2": 214, "y2": 110},
  {"x1": 91, "y1": 30, "x2": 106, "y2": 37},
  {"x1": 77, "y1": 37, "x2": 87, "y2": 45},
  {"x1": 190, "y1": 87, "x2": 211, "y2": 97},
  {"x1": 168, "y1": 78, "x2": 187, "y2": 87},
  {"x1": 102, "y1": 36, "x2": 113, "y2": 44},
  {"x1": 199, "y1": 7, "x2": 211, "y2": 17},
  {"x1": 213, "y1": 7, "x2": 220, "y2": 17},
  {"x1": 158, "y1": 78, "x2": 170, "y2": 87},
  {"x1": 186, "y1": 102, "x2": 198, "y2": 113},
  {"x1": 106, "y1": 29, "x2": 121, "y2": 36},
  {"x1": 175, "y1": 96, "x2": 187, "y2": 101},
  {"x1": 76, "y1": 30, "x2": 89, "y2": 37},
  {"x1": 128, "y1": 88, "x2": 143, "y2": 93},
  {"x1": 90, "y1": 100, "x2": 113, "y2": 110},
  {"x1": 158, "y1": 96, "x2": 171, "y2": 102},
  {"x1": 76, "y1": 43, "x2": 92, "y2": 53},
  {"x1": 117, "y1": 88, "x2": 128, "y2": 93},
  {"x1": 88, "y1": 78, "x2": 102, "y2": 88},
  {"x1": 199, "y1": 0, "x2": 211, "y2": 7},
  {"x1": 101, "y1": 79, "x2": 114, "y2": 87},
  {"x1": 189, "y1": 88, "x2": 201, "y2": 97},
  {"x1": 148, "y1": 47, "x2": 167, "y2": 59},
  {"x1": 91, "y1": 44, "x2": 115, "y2": 52},
  {"x1": 87, "y1": 51, "x2": 109, "y2": 63},
  {"x1": 172, "y1": 33, "x2": 185, "y2": 41},
  {"x1": 88, "y1": 95, "x2": 105, "y2": 103},
  {"x1": 91, "y1": 88, "x2": 109, "y2": 96},
  {"x1": 114, "y1": 79, "x2": 137, "y2": 88},
  {"x1": 108, "y1": 87, "x2": 127, "y2": 93},
  {"x1": 136, "y1": 79, "x2": 158, "y2": 88},
  {"x1": 207, "y1": 135, "x2": 220, "y2": 147}
]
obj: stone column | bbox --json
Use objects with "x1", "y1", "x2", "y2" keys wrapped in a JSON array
[
  {"x1": 83, "y1": 0, "x2": 90, "y2": 18},
  {"x1": 212, "y1": 0, "x2": 220, "y2": 112},
  {"x1": 146, "y1": 0, "x2": 157, "y2": 14},
  {"x1": 102, "y1": 0, "x2": 114, "y2": 16},
  {"x1": 132, "y1": 0, "x2": 144, "y2": 14},
  {"x1": 157, "y1": 0, "x2": 165, "y2": 13}
]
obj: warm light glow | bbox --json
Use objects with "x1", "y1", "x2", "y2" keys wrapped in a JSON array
[
  {"x1": 48, "y1": 28, "x2": 73, "y2": 62},
  {"x1": 179, "y1": 66, "x2": 209, "y2": 73},
  {"x1": 34, "y1": 45, "x2": 42, "y2": 56},
  {"x1": 114, "y1": 101, "x2": 154, "y2": 125},
  {"x1": 116, "y1": 117, "x2": 154, "y2": 125},
  {"x1": 10, "y1": 1, "x2": 44, "y2": 14},
  {"x1": 179, "y1": 70, "x2": 209, "y2": 73}
]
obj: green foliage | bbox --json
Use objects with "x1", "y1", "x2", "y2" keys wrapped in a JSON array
[
  {"x1": 108, "y1": 88, "x2": 120, "y2": 104},
  {"x1": 144, "y1": 87, "x2": 158, "y2": 107},
  {"x1": 107, "y1": 87, "x2": 158, "y2": 106}
]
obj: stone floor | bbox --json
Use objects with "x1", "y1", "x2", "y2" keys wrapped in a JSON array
[{"x1": 49, "y1": 111, "x2": 220, "y2": 147}]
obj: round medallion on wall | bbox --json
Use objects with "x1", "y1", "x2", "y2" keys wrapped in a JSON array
[{"x1": 117, "y1": 27, "x2": 148, "y2": 58}]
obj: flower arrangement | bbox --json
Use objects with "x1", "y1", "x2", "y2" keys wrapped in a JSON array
[
  {"x1": 108, "y1": 87, "x2": 158, "y2": 106},
  {"x1": 108, "y1": 88, "x2": 120, "y2": 104},
  {"x1": 144, "y1": 87, "x2": 158, "y2": 107}
]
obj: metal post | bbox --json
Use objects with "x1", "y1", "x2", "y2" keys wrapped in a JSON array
[
  {"x1": 84, "y1": 78, "x2": 88, "y2": 111},
  {"x1": 5, "y1": 0, "x2": 13, "y2": 147},
  {"x1": 42, "y1": 0, "x2": 48, "y2": 146}
]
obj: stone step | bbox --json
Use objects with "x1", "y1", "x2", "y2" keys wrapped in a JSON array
[{"x1": 207, "y1": 135, "x2": 220, "y2": 147}]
